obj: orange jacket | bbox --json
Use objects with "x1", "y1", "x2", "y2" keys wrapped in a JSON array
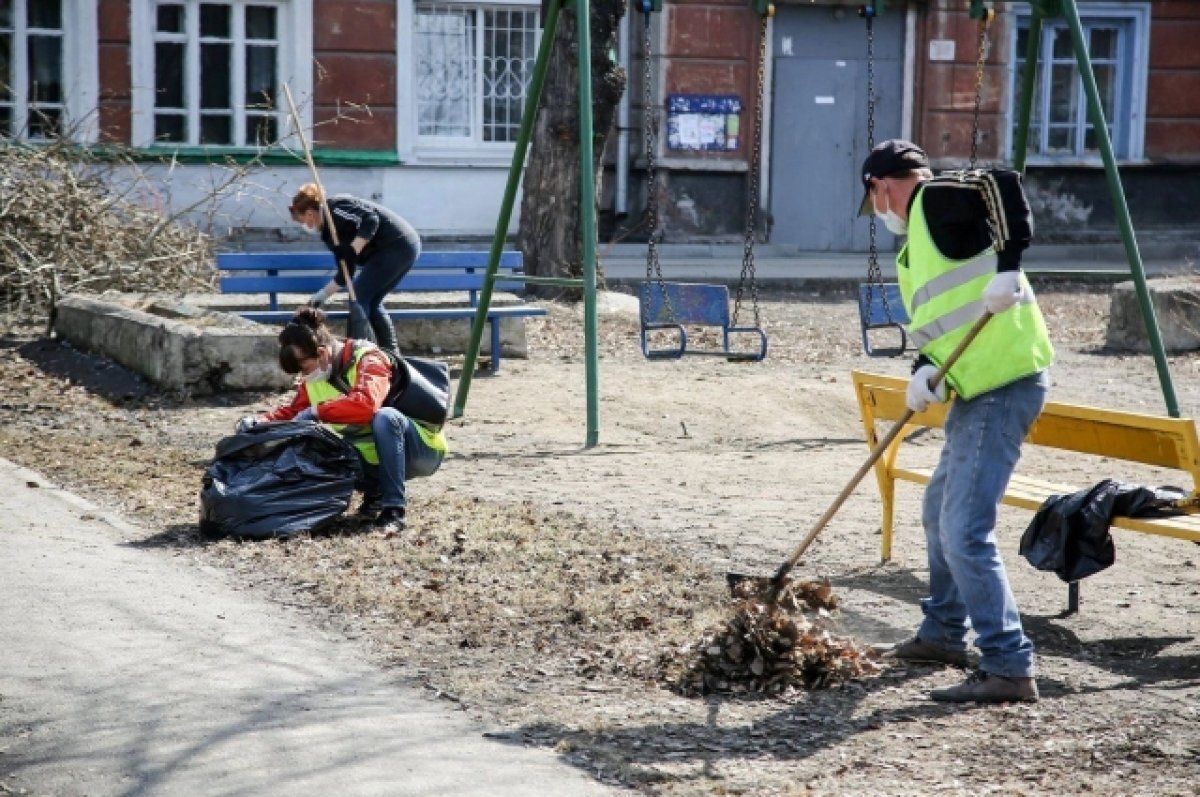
[{"x1": 262, "y1": 341, "x2": 393, "y2": 425}]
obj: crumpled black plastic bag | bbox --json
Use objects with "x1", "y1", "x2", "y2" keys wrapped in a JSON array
[
  {"x1": 1019, "y1": 479, "x2": 1187, "y2": 582},
  {"x1": 199, "y1": 421, "x2": 362, "y2": 540}
]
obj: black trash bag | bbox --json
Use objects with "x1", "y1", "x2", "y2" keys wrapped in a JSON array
[
  {"x1": 1019, "y1": 479, "x2": 1187, "y2": 582},
  {"x1": 199, "y1": 421, "x2": 362, "y2": 540}
]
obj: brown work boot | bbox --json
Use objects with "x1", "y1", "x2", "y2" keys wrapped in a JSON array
[
  {"x1": 884, "y1": 636, "x2": 973, "y2": 668},
  {"x1": 930, "y1": 669, "x2": 1039, "y2": 703}
]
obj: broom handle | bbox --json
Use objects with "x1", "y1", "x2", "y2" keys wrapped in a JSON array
[
  {"x1": 282, "y1": 83, "x2": 358, "y2": 304},
  {"x1": 771, "y1": 311, "x2": 994, "y2": 585}
]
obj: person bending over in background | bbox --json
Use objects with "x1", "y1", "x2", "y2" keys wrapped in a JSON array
[{"x1": 289, "y1": 184, "x2": 421, "y2": 357}]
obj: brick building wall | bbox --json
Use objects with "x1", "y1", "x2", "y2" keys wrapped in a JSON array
[
  {"x1": 1145, "y1": 0, "x2": 1200, "y2": 162},
  {"x1": 312, "y1": 0, "x2": 397, "y2": 151},
  {"x1": 97, "y1": 0, "x2": 131, "y2": 144}
]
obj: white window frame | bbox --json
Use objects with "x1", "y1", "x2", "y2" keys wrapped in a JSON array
[
  {"x1": 130, "y1": 0, "x2": 313, "y2": 150},
  {"x1": 0, "y1": 0, "x2": 98, "y2": 142},
  {"x1": 1006, "y1": 2, "x2": 1149, "y2": 166},
  {"x1": 398, "y1": 0, "x2": 540, "y2": 165}
]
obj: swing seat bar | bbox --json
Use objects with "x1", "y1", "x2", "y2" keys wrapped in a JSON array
[
  {"x1": 639, "y1": 282, "x2": 768, "y2": 362},
  {"x1": 858, "y1": 282, "x2": 911, "y2": 358}
]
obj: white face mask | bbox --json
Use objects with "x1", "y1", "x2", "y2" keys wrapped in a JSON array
[
  {"x1": 297, "y1": 222, "x2": 320, "y2": 236},
  {"x1": 303, "y1": 364, "x2": 332, "y2": 384},
  {"x1": 874, "y1": 184, "x2": 908, "y2": 236}
]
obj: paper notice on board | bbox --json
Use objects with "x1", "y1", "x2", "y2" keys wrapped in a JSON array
[{"x1": 676, "y1": 114, "x2": 701, "y2": 148}]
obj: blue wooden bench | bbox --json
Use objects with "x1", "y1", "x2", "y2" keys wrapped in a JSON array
[
  {"x1": 638, "y1": 282, "x2": 768, "y2": 361},
  {"x1": 858, "y1": 282, "x2": 910, "y2": 358},
  {"x1": 215, "y1": 250, "x2": 547, "y2": 370}
]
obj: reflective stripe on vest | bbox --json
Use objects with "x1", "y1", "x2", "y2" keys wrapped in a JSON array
[
  {"x1": 897, "y1": 185, "x2": 1054, "y2": 400},
  {"x1": 305, "y1": 346, "x2": 380, "y2": 465}
]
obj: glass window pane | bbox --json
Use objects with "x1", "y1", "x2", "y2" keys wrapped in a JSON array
[
  {"x1": 155, "y1": 42, "x2": 185, "y2": 107},
  {"x1": 0, "y1": 105, "x2": 10, "y2": 136},
  {"x1": 1090, "y1": 27, "x2": 1118, "y2": 60},
  {"x1": 1051, "y1": 26, "x2": 1072, "y2": 59},
  {"x1": 1048, "y1": 63, "x2": 1077, "y2": 125},
  {"x1": 482, "y1": 7, "x2": 535, "y2": 143},
  {"x1": 415, "y1": 9, "x2": 475, "y2": 138},
  {"x1": 1047, "y1": 126, "x2": 1072, "y2": 152},
  {"x1": 200, "y1": 43, "x2": 231, "y2": 108},
  {"x1": 1093, "y1": 63, "x2": 1117, "y2": 118},
  {"x1": 0, "y1": 0, "x2": 10, "y2": 28},
  {"x1": 199, "y1": 113, "x2": 231, "y2": 144},
  {"x1": 245, "y1": 44, "x2": 276, "y2": 108},
  {"x1": 247, "y1": 113, "x2": 276, "y2": 145},
  {"x1": 0, "y1": 34, "x2": 10, "y2": 100},
  {"x1": 28, "y1": 35, "x2": 62, "y2": 103},
  {"x1": 28, "y1": 0, "x2": 61, "y2": 30},
  {"x1": 28, "y1": 106, "x2": 60, "y2": 138},
  {"x1": 246, "y1": 6, "x2": 276, "y2": 40},
  {"x1": 155, "y1": 113, "x2": 186, "y2": 142},
  {"x1": 200, "y1": 3, "x2": 230, "y2": 38},
  {"x1": 157, "y1": 4, "x2": 184, "y2": 34}
]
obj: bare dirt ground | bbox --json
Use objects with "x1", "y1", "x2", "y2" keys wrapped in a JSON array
[{"x1": 1, "y1": 283, "x2": 1198, "y2": 796}]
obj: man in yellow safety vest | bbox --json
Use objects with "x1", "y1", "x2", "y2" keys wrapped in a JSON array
[{"x1": 858, "y1": 139, "x2": 1054, "y2": 703}]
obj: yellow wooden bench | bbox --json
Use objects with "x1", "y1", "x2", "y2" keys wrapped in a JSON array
[{"x1": 851, "y1": 370, "x2": 1200, "y2": 572}]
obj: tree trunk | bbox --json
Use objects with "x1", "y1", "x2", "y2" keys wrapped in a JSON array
[{"x1": 518, "y1": 0, "x2": 625, "y2": 298}]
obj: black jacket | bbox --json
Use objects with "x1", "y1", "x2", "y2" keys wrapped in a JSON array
[{"x1": 320, "y1": 195, "x2": 420, "y2": 264}]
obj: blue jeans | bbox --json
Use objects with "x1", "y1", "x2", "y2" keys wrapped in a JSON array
[
  {"x1": 359, "y1": 408, "x2": 443, "y2": 510},
  {"x1": 917, "y1": 371, "x2": 1048, "y2": 677},
  {"x1": 353, "y1": 241, "x2": 418, "y2": 355}
]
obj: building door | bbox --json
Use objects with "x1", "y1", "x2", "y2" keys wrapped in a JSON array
[{"x1": 769, "y1": 5, "x2": 904, "y2": 251}]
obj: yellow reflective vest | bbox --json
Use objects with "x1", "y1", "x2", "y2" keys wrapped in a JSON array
[
  {"x1": 897, "y1": 185, "x2": 1054, "y2": 400},
  {"x1": 304, "y1": 344, "x2": 447, "y2": 465}
]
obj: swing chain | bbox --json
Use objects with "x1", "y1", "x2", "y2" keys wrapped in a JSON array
[
  {"x1": 969, "y1": 7, "x2": 993, "y2": 169},
  {"x1": 733, "y1": 11, "x2": 768, "y2": 329},
  {"x1": 641, "y1": 9, "x2": 677, "y2": 324},
  {"x1": 862, "y1": 9, "x2": 892, "y2": 326}
]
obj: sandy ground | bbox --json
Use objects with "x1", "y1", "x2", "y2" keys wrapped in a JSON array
[{"x1": 1, "y1": 283, "x2": 1197, "y2": 795}]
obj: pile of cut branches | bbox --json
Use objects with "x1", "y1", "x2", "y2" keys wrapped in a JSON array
[{"x1": 0, "y1": 139, "x2": 215, "y2": 322}]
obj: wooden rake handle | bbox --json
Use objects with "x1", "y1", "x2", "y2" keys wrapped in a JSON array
[
  {"x1": 769, "y1": 311, "x2": 994, "y2": 590},
  {"x1": 281, "y1": 83, "x2": 358, "y2": 304}
]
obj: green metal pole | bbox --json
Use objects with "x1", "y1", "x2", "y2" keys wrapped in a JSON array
[
  {"x1": 577, "y1": 0, "x2": 600, "y2": 448},
  {"x1": 452, "y1": 0, "x2": 562, "y2": 418},
  {"x1": 1061, "y1": 0, "x2": 1179, "y2": 417},
  {"x1": 1011, "y1": 11, "x2": 1043, "y2": 173}
]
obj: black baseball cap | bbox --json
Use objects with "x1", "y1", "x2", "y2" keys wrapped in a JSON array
[{"x1": 857, "y1": 139, "x2": 930, "y2": 217}]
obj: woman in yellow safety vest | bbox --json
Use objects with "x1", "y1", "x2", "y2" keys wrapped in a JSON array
[{"x1": 236, "y1": 307, "x2": 446, "y2": 534}]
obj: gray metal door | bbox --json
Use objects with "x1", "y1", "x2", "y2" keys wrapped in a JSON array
[{"x1": 768, "y1": 6, "x2": 904, "y2": 251}]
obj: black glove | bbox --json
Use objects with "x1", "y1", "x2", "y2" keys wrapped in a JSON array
[{"x1": 332, "y1": 244, "x2": 358, "y2": 286}]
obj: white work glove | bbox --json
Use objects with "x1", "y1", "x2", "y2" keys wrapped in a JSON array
[
  {"x1": 982, "y1": 270, "x2": 1030, "y2": 315},
  {"x1": 235, "y1": 415, "x2": 260, "y2": 434},
  {"x1": 906, "y1": 364, "x2": 948, "y2": 413},
  {"x1": 293, "y1": 407, "x2": 317, "y2": 423},
  {"x1": 307, "y1": 286, "x2": 335, "y2": 309}
]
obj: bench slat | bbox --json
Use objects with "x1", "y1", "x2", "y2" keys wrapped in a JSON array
[
  {"x1": 854, "y1": 371, "x2": 1200, "y2": 472},
  {"x1": 219, "y1": 274, "x2": 523, "y2": 294},
  {"x1": 236, "y1": 306, "x2": 546, "y2": 323},
  {"x1": 891, "y1": 465, "x2": 1200, "y2": 541},
  {"x1": 216, "y1": 251, "x2": 523, "y2": 271}
]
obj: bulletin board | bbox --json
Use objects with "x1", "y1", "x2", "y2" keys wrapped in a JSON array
[{"x1": 665, "y1": 94, "x2": 742, "y2": 152}]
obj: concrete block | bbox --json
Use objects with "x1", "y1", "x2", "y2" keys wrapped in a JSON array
[
  {"x1": 54, "y1": 293, "x2": 292, "y2": 394},
  {"x1": 1106, "y1": 276, "x2": 1200, "y2": 353}
]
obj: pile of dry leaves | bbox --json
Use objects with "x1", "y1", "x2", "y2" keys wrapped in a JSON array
[{"x1": 664, "y1": 576, "x2": 881, "y2": 696}]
